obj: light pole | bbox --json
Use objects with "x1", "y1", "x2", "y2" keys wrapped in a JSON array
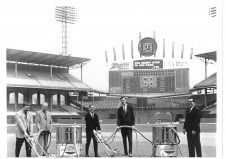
[{"x1": 55, "y1": 6, "x2": 77, "y2": 55}]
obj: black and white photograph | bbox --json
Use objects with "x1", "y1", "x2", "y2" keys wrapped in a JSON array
[{"x1": 1, "y1": 0, "x2": 223, "y2": 158}]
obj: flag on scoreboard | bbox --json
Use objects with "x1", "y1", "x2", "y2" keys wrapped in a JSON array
[
  {"x1": 163, "y1": 39, "x2": 165, "y2": 58},
  {"x1": 153, "y1": 31, "x2": 156, "y2": 57},
  {"x1": 131, "y1": 40, "x2": 134, "y2": 59},
  {"x1": 190, "y1": 47, "x2": 193, "y2": 59},
  {"x1": 172, "y1": 42, "x2": 174, "y2": 58},
  {"x1": 122, "y1": 44, "x2": 125, "y2": 60},
  {"x1": 139, "y1": 32, "x2": 142, "y2": 58},
  {"x1": 113, "y1": 47, "x2": 116, "y2": 61},
  {"x1": 105, "y1": 51, "x2": 108, "y2": 63},
  {"x1": 181, "y1": 44, "x2": 184, "y2": 59}
]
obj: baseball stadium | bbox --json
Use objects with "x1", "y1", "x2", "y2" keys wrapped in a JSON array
[
  {"x1": 6, "y1": 41, "x2": 217, "y2": 157},
  {"x1": 4, "y1": 0, "x2": 221, "y2": 156}
]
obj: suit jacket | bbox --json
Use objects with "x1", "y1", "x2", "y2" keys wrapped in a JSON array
[
  {"x1": 117, "y1": 104, "x2": 135, "y2": 126},
  {"x1": 15, "y1": 109, "x2": 33, "y2": 138},
  {"x1": 85, "y1": 112, "x2": 101, "y2": 132},
  {"x1": 36, "y1": 110, "x2": 53, "y2": 131},
  {"x1": 183, "y1": 106, "x2": 201, "y2": 133}
]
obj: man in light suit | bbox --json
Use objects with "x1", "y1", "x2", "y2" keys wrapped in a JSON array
[
  {"x1": 117, "y1": 97, "x2": 135, "y2": 157},
  {"x1": 183, "y1": 96, "x2": 202, "y2": 157},
  {"x1": 35, "y1": 102, "x2": 53, "y2": 156},
  {"x1": 15, "y1": 102, "x2": 33, "y2": 157}
]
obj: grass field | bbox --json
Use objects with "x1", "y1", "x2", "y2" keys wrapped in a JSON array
[{"x1": 7, "y1": 123, "x2": 217, "y2": 157}]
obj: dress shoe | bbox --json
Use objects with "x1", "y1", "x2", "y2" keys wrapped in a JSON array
[
  {"x1": 122, "y1": 153, "x2": 128, "y2": 156},
  {"x1": 128, "y1": 154, "x2": 132, "y2": 157},
  {"x1": 85, "y1": 154, "x2": 90, "y2": 157},
  {"x1": 95, "y1": 155, "x2": 100, "y2": 157}
]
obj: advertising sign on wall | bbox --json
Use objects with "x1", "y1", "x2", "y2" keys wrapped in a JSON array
[
  {"x1": 164, "y1": 60, "x2": 190, "y2": 69},
  {"x1": 133, "y1": 59, "x2": 163, "y2": 69},
  {"x1": 109, "y1": 62, "x2": 131, "y2": 71}
]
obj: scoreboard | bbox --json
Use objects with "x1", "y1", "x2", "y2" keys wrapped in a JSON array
[{"x1": 109, "y1": 68, "x2": 189, "y2": 94}]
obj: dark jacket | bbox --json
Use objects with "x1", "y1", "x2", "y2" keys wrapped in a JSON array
[
  {"x1": 183, "y1": 106, "x2": 201, "y2": 133},
  {"x1": 85, "y1": 112, "x2": 101, "y2": 132},
  {"x1": 117, "y1": 104, "x2": 135, "y2": 126}
]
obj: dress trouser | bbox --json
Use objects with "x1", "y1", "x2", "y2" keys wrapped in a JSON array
[
  {"x1": 37, "y1": 131, "x2": 50, "y2": 156},
  {"x1": 85, "y1": 130, "x2": 98, "y2": 156},
  {"x1": 15, "y1": 130, "x2": 31, "y2": 157},
  {"x1": 121, "y1": 128, "x2": 133, "y2": 155},
  {"x1": 187, "y1": 132, "x2": 202, "y2": 157}
]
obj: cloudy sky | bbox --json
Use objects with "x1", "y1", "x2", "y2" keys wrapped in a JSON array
[{"x1": 1, "y1": 0, "x2": 222, "y2": 91}]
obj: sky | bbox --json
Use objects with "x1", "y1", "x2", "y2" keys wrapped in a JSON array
[
  {"x1": 0, "y1": 0, "x2": 224, "y2": 157},
  {"x1": 1, "y1": 0, "x2": 222, "y2": 92},
  {"x1": 1, "y1": 0, "x2": 221, "y2": 92}
]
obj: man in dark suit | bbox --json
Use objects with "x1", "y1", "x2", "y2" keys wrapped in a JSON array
[
  {"x1": 183, "y1": 96, "x2": 202, "y2": 157},
  {"x1": 117, "y1": 97, "x2": 135, "y2": 157},
  {"x1": 85, "y1": 104, "x2": 101, "y2": 157}
]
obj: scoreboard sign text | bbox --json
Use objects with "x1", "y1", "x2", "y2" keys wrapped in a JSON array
[
  {"x1": 138, "y1": 37, "x2": 157, "y2": 56},
  {"x1": 133, "y1": 59, "x2": 163, "y2": 69},
  {"x1": 110, "y1": 62, "x2": 131, "y2": 71}
]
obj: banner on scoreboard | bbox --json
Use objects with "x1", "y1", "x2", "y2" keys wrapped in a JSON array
[
  {"x1": 109, "y1": 62, "x2": 132, "y2": 71},
  {"x1": 164, "y1": 60, "x2": 190, "y2": 69},
  {"x1": 133, "y1": 59, "x2": 163, "y2": 69}
]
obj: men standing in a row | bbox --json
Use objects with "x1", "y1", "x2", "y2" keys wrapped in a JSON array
[
  {"x1": 85, "y1": 104, "x2": 101, "y2": 157},
  {"x1": 183, "y1": 96, "x2": 202, "y2": 157},
  {"x1": 36, "y1": 102, "x2": 53, "y2": 156},
  {"x1": 15, "y1": 102, "x2": 33, "y2": 157},
  {"x1": 117, "y1": 97, "x2": 135, "y2": 157}
]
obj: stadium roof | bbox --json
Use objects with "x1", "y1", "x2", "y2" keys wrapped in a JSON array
[
  {"x1": 7, "y1": 65, "x2": 92, "y2": 91},
  {"x1": 7, "y1": 48, "x2": 90, "y2": 68},
  {"x1": 92, "y1": 89, "x2": 109, "y2": 94},
  {"x1": 195, "y1": 51, "x2": 216, "y2": 62},
  {"x1": 193, "y1": 72, "x2": 216, "y2": 89},
  {"x1": 7, "y1": 77, "x2": 92, "y2": 91}
]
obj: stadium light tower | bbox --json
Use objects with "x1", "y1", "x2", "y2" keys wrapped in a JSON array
[{"x1": 55, "y1": 6, "x2": 77, "y2": 55}]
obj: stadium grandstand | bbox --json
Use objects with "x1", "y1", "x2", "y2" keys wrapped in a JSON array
[
  {"x1": 7, "y1": 48, "x2": 93, "y2": 124},
  {"x1": 191, "y1": 51, "x2": 217, "y2": 120}
]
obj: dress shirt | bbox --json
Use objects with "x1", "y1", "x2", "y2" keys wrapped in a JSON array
[
  {"x1": 123, "y1": 105, "x2": 127, "y2": 113},
  {"x1": 190, "y1": 106, "x2": 195, "y2": 112}
]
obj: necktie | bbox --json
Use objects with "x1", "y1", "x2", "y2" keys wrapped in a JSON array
[
  {"x1": 189, "y1": 108, "x2": 192, "y2": 113},
  {"x1": 25, "y1": 112, "x2": 27, "y2": 119},
  {"x1": 44, "y1": 111, "x2": 47, "y2": 120},
  {"x1": 91, "y1": 113, "x2": 94, "y2": 118},
  {"x1": 24, "y1": 112, "x2": 28, "y2": 130}
]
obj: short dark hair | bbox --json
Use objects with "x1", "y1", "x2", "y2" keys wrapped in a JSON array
[
  {"x1": 120, "y1": 96, "x2": 127, "y2": 100},
  {"x1": 22, "y1": 102, "x2": 29, "y2": 107},
  {"x1": 188, "y1": 96, "x2": 195, "y2": 102},
  {"x1": 89, "y1": 104, "x2": 95, "y2": 108}
]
